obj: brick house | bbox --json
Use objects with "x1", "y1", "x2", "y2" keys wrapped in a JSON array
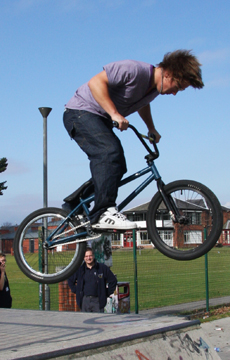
[
  {"x1": 110, "y1": 202, "x2": 230, "y2": 249},
  {"x1": 0, "y1": 219, "x2": 77, "y2": 255},
  {"x1": 219, "y1": 205, "x2": 230, "y2": 245},
  {"x1": 1, "y1": 203, "x2": 230, "y2": 253},
  {"x1": 0, "y1": 225, "x2": 17, "y2": 253}
]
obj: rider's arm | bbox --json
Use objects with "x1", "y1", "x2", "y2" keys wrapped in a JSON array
[
  {"x1": 138, "y1": 104, "x2": 161, "y2": 143},
  {"x1": 88, "y1": 70, "x2": 129, "y2": 131}
]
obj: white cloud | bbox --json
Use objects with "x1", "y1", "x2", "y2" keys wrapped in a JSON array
[
  {"x1": 188, "y1": 38, "x2": 206, "y2": 48},
  {"x1": 4, "y1": 0, "x2": 45, "y2": 13},
  {"x1": 4, "y1": 158, "x2": 30, "y2": 176},
  {"x1": 0, "y1": 193, "x2": 42, "y2": 225},
  {"x1": 205, "y1": 76, "x2": 230, "y2": 88},
  {"x1": 57, "y1": 0, "x2": 125, "y2": 13},
  {"x1": 199, "y1": 48, "x2": 230, "y2": 65}
]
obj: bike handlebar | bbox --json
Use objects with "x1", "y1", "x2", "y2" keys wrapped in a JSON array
[{"x1": 112, "y1": 121, "x2": 159, "y2": 160}]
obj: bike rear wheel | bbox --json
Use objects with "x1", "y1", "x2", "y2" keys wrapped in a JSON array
[
  {"x1": 14, "y1": 207, "x2": 86, "y2": 284},
  {"x1": 147, "y1": 180, "x2": 223, "y2": 260}
]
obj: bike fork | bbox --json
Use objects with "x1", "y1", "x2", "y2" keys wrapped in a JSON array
[{"x1": 156, "y1": 179, "x2": 181, "y2": 222}]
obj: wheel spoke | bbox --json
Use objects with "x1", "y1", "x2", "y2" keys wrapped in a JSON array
[
  {"x1": 14, "y1": 208, "x2": 86, "y2": 283},
  {"x1": 147, "y1": 181, "x2": 223, "y2": 260}
]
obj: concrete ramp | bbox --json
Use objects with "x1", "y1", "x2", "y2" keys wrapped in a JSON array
[
  {"x1": 0, "y1": 309, "x2": 221, "y2": 360},
  {"x1": 68, "y1": 324, "x2": 221, "y2": 360}
]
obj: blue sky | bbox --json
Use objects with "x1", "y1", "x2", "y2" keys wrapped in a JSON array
[{"x1": 1, "y1": 0, "x2": 230, "y2": 225}]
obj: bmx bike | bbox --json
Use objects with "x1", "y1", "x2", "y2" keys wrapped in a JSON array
[{"x1": 13, "y1": 123, "x2": 223, "y2": 284}]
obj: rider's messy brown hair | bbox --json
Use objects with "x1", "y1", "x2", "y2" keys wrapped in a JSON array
[{"x1": 158, "y1": 50, "x2": 204, "y2": 89}]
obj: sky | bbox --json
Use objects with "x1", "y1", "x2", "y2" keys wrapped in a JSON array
[{"x1": 1, "y1": 0, "x2": 230, "y2": 226}]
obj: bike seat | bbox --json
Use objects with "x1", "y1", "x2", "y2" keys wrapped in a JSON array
[{"x1": 63, "y1": 179, "x2": 94, "y2": 205}]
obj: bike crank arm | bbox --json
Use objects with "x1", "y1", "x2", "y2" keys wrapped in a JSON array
[
  {"x1": 47, "y1": 232, "x2": 102, "y2": 249},
  {"x1": 44, "y1": 220, "x2": 102, "y2": 249}
]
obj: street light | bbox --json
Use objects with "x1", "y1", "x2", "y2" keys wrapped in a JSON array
[
  {"x1": 38, "y1": 107, "x2": 52, "y2": 208},
  {"x1": 38, "y1": 107, "x2": 52, "y2": 311}
]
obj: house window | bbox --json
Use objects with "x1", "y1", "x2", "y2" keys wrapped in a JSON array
[
  {"x1": 222, "y1": 230, "x2": 230, "y2": 244},
  {"x1": 29, "y1": 239, "x2": 34, "y2": 253},
  {"x1": 184, "y1": 231, "x2": 190, "y2": 243},
  {"x1": 156, "y1": 212, "x2": 171, "y2": 221},
  {"x1": 158, "y1": 230, "x2": 173, "y2": 246},
  {"x1": 183, "y1": 212, "x2": 201, "y2": 225},
  {"x1": 111, "y1": 232, "x2": 121, "y2": 246},
  {"x1": 159, "y1": 230, "x2": 173, "y2": 240},
  {"x1": 127, "y1": 213, "x2": 146, "y2": 221},
  {"x1": 140, "y1": 231, "x2": 151, "y2": 245},
  {"x1": 184, "y1": 231, "x2": 202, "y2": 244}
]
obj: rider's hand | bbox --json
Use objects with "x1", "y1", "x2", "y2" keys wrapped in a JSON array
[
  {"x1": 111, "y1": 114, "x2": 129, "y2": 131},
  {"x1": 148, "y1": 129, "x2": 161, "y2": 143}
]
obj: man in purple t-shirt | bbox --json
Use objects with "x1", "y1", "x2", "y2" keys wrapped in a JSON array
[{"x1": 63, "y1": 50, "x2": 204, "y2": 230}]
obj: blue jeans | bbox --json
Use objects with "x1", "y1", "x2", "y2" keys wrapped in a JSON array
[{"x1": 63, "y1": 109, "x2": 127, "y2": 223}]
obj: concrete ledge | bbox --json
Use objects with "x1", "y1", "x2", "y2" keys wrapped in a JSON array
[
  {"x1": 0, "y1": 309, "x2": 222, "y2": 360},
  {"x1": 17, "y1": 320, "x2": 200, "y2": 360}
]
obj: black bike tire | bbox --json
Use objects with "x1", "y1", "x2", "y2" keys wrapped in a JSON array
[
  {"x1": 14, "y1": 207, "x2": 86, "y2": 284},
  {"x1": 147, "y1": 180, "x2": 223, "y2": 260}
]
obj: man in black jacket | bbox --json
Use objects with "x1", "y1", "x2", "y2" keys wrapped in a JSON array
[
  {"x1": 68, "y1": 247, "x2": 117, "y2": 312},
  {"x1": 0, "y1": 252, "x2": 12, "y2": 308}
]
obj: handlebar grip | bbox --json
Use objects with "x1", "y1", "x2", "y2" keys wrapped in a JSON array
[
  {"x1": 140, "y1": 133, "x2": 155, "y2": 142},
  {"x1": 112, "y1": 121, "x2": 119, "y2": 128},
  {"x1": 148, "y1": 132, "x2": 156, "y2": 143}
]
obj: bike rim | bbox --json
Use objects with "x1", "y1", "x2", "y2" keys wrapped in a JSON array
[
  {"x1": 149, "y1": 183, "x2": 220, "y2": 259},
  {"x1": 18, "y1": 212, "x2": 81, "y2": 280}
]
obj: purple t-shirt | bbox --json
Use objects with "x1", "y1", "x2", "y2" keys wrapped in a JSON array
[{"x1": 65, "y1": 60, "x2": 159, "y2": 118}]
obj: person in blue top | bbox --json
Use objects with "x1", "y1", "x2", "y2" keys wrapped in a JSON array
[
  {"x1": 68, "y1": 247, "x2": 117, "y2": 313},
  {"x1": 63, "y1": 50, "x2": 204, "y2": 230}
]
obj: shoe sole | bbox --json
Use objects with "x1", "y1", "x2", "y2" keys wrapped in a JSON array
[{"x1": 92, "y1": 225, "x2": 137, "y2": 230}]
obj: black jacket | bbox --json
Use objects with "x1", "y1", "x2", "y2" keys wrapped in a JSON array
[
  {"x1": 0, "y1": 272, "x2": 12, "y2": 308},
  {"x1": 68, "y1": 261, "x2": 117, "y2": 309}
]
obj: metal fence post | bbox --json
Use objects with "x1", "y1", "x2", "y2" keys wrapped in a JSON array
[
  {"x1": 133, "y1": 229, "x2": 138, "y2": 314},
  {"x1": 204, "y1": 227, "x2": 209, "y2": 312}
]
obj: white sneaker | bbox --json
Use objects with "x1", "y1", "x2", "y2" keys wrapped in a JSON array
[{"x1": 92, "y1": 207, "x2": 137, "y2": 230}]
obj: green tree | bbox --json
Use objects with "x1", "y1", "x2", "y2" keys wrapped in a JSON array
[{"x1": 0, "y1": 157, "x2": 8, "y2": 195}]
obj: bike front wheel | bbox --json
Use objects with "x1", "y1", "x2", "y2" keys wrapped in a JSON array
[
  {"x1": 147, "y1": 180, "x2": 223, "y2": 260},
  {"x1": 14, "y1": 207, "x2": 86, "y2": 284}
]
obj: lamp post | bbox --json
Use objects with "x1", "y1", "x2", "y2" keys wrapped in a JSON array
[
  {"x1": 38, "y1": 107, "x2": 52, "y2": 311},
  {"x1": 38, "y1": 107, "x2": 52, "y2": 208}
]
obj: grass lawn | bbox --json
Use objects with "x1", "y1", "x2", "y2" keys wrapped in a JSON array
[
  {"x1": 6, "y1": 255, "x2": 39, "y2": 309},
  {"x1": 5, "y1": 246, "x2": 230, "y2": 312}
]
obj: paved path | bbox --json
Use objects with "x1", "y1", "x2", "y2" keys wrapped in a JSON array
[{"x1": 140, "y1": 295, "x2": 230, "y2": 317}]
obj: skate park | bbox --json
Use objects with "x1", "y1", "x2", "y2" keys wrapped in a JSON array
[
  {"x1": 1, "y1": 296, "x2": 230, "y2": 360},
  {"x1": 2, "y1": 2, "x2": 230, "y2": 360}
]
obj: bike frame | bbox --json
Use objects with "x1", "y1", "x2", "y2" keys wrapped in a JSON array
[
  {"x1": 44, "y1": 162, "x2": 161, "y2": 248},
  {"x1": 44, "y1": 124, "x2": 180, "y2": 249}
]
